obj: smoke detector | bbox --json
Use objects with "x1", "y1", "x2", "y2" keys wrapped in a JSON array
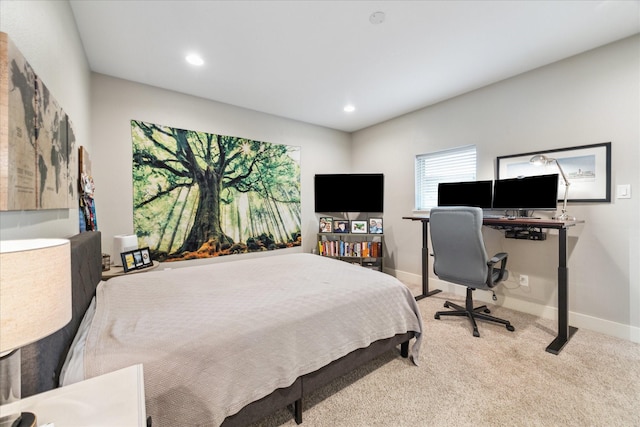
[{"x1": 369, "y1": 11, "x2": 385, "y2": 25}]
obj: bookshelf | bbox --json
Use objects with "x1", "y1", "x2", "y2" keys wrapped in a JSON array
[{"x1": 316, "y1": 233, "x2": 384, "y2": 272}]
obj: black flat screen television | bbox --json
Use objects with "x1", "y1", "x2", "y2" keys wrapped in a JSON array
[
  {"x1": 492, "y1": 173, "x2": 559, "y2": 211},
  {"x1": 314, "y1": 174, "x2": 384, "y2": 212},
  {"x1": 437, "y1": 180, "x2": 493, "y2": 208}
]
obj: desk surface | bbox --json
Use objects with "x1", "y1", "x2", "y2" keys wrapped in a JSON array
[{"x1": 403, "y1": 215, "x2": 584, "y2": 229}]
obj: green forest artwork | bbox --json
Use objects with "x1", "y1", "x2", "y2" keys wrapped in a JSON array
[{"x1": 131, "y1": 120, "x2": 301, "y2": 262}]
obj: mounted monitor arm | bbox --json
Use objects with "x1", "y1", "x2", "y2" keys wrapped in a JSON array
[{"x1": 529, "y1": 154, "x2": 574, "y2": 221}]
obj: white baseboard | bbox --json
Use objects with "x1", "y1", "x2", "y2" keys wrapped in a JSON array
[{"x1": 391, "y1": 268, "x2": 640, "y2": 344}]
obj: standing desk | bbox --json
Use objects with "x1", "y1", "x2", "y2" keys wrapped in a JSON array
[{"x1": 403, "y1": 215, "x2": 584, "y2": 355}]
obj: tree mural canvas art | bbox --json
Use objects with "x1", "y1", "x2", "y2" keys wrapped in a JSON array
[{"x1": 131, "y1": 120, "x2": 301, "y2": 262}]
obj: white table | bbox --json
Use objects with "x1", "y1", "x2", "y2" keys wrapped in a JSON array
[{"x1": 0, "y1": 365, "x2": 146, "y2": 427}]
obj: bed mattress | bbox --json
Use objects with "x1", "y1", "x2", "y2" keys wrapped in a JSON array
[{"x1": 69, "y1": 253, "x2": 422, "y2": 426}]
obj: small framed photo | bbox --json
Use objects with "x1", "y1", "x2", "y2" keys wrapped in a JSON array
[
  {"x1": 319, "y1": 217, "x2": 333, "y2": 233},
  {"x1": 140, "y1": 247, "x2": 153, "y2": 266},
  {"x1": 351, "y1": 220, "x2": 367, "y2": 234},
  {"x1": 121, "y1": 251, "x2": 136, "y2": 273},
  {"x1": 333, "y1": 220, "x2": 349, "y2": 233},
  {"x1": 369, "y1": 218, "x2": 383, "y2": 234},
  {"x1": 133, "y1": 250, "x2": 144, "y2": 267}
]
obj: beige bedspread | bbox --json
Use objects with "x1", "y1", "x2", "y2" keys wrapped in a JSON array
[{"x1": 84, "y1": 253, "x2": 422, "y2": 426}]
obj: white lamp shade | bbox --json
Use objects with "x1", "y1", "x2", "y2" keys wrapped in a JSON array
[{"x1": 0, "y1": 239, "x2": 72, "y2": 354}]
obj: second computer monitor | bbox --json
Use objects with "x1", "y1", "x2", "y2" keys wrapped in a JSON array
[
  {"x1": 492, "y1": 173, "x2": 559, "y2": 211},
  {"x1": 437, "y1": 180, "x2": 493, "y2": 208}
]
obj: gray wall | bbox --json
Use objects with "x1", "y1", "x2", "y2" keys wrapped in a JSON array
[{"x1": 352, "y1": 35, "x2": 640, "y2": 341}]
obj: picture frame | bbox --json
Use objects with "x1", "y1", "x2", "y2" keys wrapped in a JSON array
[
  {"x1": 121, "y1": 247, "x2": 154, "y2": 272},
  {"x1": 140, "y1": 247, "x2": 152, "y2": 266},
  {"x1": 121, "y1": 251, "x2": 137, "y2": 273},
  {"x1": 319, "y1": 217, "x2": 333, "y2": 233},
  {"x1": 496, "y1": 142, "x2": 611, "y2": 202},
  {"x1": 333, "y1": 220, "x2": 349, "y2": 233},
  {"x1": 368, "y1": 218, "x2": 383, "y2": 234},
  {"x1": 351, "y1": 220, "x2": 367, "y2": 234},
  {"x1": 133, "y1": 250, "x2": 144, "y2": 268}
]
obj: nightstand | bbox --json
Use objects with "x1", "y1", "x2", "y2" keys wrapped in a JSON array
[
  {"x1": 0, "y1": 364, "x2": 146, "y2": 426},
  {"x1": 102, "y1": 260, "x2": 159, "y2": 280}
]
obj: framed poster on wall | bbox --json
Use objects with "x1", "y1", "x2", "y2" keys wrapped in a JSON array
[{"x1": 496, "y1": 142, "x2": 611, "y2": 203}]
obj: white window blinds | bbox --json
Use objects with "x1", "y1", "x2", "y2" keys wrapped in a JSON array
[{"x1": 415, "y1": 145, "x2": 477, "y2": 210}]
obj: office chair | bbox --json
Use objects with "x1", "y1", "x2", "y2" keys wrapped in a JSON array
[{"x1": 430, "y1": 206, "x2": 515, "y2": 337}]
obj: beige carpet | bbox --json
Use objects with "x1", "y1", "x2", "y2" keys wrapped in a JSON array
[{"x1": 249, "y1": 289, "x2": 640, "y2": 427}]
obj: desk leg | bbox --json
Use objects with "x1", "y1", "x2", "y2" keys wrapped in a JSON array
[
  {"x1": 415, "y1": 220, "x2": 442, "y2": 301},
  {"x1": 546, "y1": 227, "x2": 578, "y2": 354}
]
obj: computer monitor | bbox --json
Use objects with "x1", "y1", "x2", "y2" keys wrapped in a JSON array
[
  {"x1": 437, "y1": 180, "x2": 493, "y2": 209},
  {"x1": 314, "y1": 174, "x2": 384, "y2": 212},
  {"x1": 492, "y1": 174, "x2": 559, "y2": 211}
]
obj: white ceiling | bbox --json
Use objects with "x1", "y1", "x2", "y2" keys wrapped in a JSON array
[{"x1": 69, "y1": 1, "x2": 640, "y2": 132}]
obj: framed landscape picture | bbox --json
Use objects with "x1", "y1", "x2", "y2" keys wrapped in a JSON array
[{"x1": 496, "y1": 142, "x2": 611, "y2": 203}]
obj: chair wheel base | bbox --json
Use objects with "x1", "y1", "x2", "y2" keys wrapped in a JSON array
[{"x1": 434, "y1": 288, "x2": 514, "y2": 338}]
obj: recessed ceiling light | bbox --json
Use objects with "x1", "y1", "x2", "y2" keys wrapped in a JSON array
[
  {"x1": 186, "y1": 53, "x2": 204, "y2": 66},
  {"x1": 344, "y1": 105, "x2": 356, "y2": 113},
  {"x1": 369, "y1": 11, "x2": 385, "y2": 25}
]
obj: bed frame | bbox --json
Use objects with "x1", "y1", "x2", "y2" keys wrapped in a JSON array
[{"x1": 19, "y1": 231, "x2": 416, "y2": 426}]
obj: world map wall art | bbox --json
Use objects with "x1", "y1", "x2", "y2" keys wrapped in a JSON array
[
  {"x1": 130, "y1": 120, "x2": 301, "y2": 261},
  {"x1": 0, "y1": 32, "x2": 77, "y2": 211}
]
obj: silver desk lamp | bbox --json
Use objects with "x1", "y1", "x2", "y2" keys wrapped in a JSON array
[{"x1": 529, "y1": 154, "x2": 574, "y2": 221}]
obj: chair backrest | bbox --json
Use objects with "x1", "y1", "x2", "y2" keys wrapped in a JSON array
[{"x1": 430, "y1": 206, "x2": 490, "y2": 289}]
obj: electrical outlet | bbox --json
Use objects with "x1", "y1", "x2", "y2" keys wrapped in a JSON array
[{"x1": 519, "y1": 274, "x2": 529, "y2": 287}]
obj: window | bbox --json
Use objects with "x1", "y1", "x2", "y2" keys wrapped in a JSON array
[{"x1": 415, "y1": 145, "x2": 477, "y2": 210}]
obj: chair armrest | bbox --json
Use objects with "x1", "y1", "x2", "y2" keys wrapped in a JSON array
[
  {"x1": 487, "y1": 252, "x2": 508, "y2": 285},
  {"x1": 488, "y1": 252, "x2": 508, "y2": 265}
]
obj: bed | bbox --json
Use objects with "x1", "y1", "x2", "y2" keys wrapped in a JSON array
[{"x1": 21, "y1": 231, "x2": 423, "y2": 426}]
